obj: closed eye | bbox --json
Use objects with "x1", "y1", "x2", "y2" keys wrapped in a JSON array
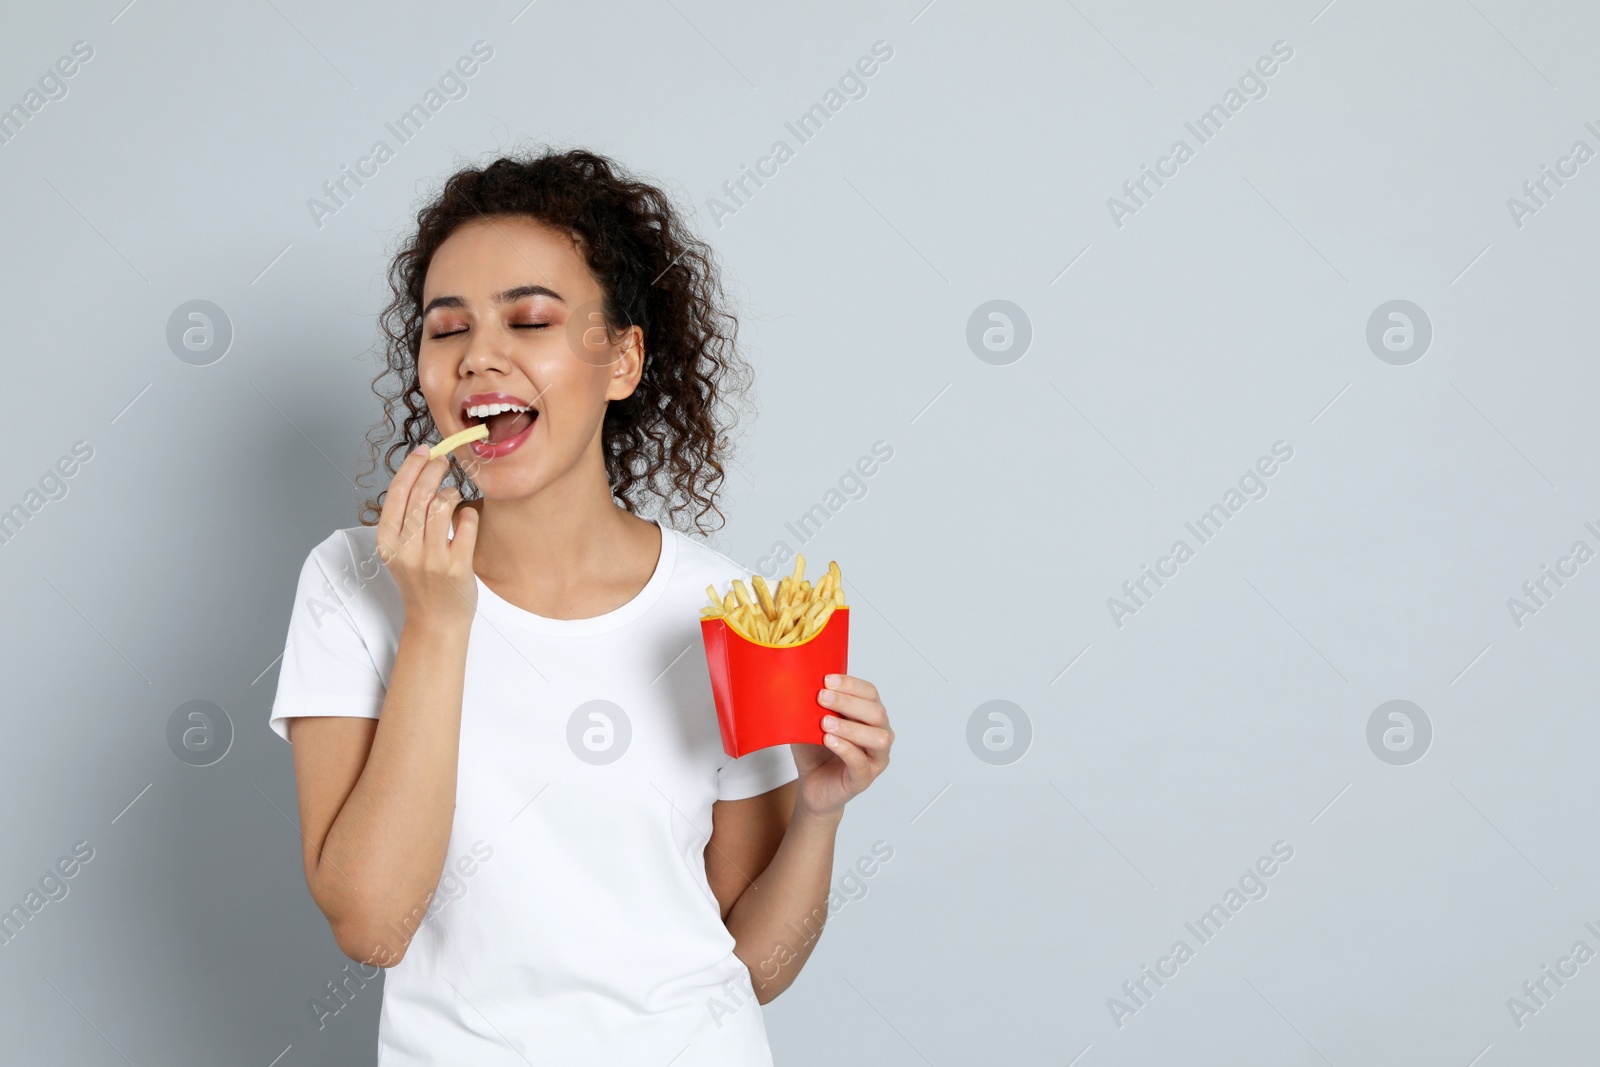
[{"x1": 428, "y1": 323, "x2": 550, "y2": 339}]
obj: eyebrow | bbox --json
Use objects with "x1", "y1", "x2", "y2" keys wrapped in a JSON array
[{"x1": 422, "y1": 285, "x2": 565, "y2": 317}]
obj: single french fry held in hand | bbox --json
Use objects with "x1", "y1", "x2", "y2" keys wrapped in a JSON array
[
  {"x1": 702, "y1": 553, "x2": 847, "y2": 646},
  {"x1": 429, "y1": 423, "x2": 490, "y2": 459}
]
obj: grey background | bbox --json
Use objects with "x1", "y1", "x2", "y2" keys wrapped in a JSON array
[{"x1": 2, "y1": 0, "x2": 1597, "y2": 1064}]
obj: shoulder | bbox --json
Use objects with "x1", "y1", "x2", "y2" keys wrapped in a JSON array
[
  {"x1": 663, "y1": 525, "x2": 759, "y2": 590},
  {"x1": 298, "y1": 524, "x2": 382, "y2": 579},
  {"x1": 289, "y1": 524, "x2": 403, "y2": 639},
  {"x1": 291, "y1": 525, "x2": 397, "y2": 611}
]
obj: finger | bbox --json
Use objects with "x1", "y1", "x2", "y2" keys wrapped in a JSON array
[
  {"x1": 424, "y1": 486, "x2": 461, "y2": 566},
  {"x1": 376, "y1": 445, "x2": 432, "y2": 556},
  {"x1": 820, "y1": 687, "x2": 887, "y2": 728},
  {"x1": 448, "y1": 501, "x2": 481, "y2": 571},
  {"x1": 821, "y1": 731, "x2": 874, "y2": 782},
  {"x1": 823, "y1": 715, "x2": 891, "y2": 759},
  {"x1": 399, "y1": 457, "x2": 450, "y2": 550},
  {"x1": 825, "y1": 673, "x2": 880, "y2": 705}
]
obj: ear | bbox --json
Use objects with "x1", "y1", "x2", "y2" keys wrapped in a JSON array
[{"x1": 605, "y1": 324, "x2": 646, "y2": 400}]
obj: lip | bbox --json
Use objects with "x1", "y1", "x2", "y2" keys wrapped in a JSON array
[{"x1": 457, "y1": 391, "x2": 539, "y2": 460}]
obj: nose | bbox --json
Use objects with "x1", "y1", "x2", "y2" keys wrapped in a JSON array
[{"x1": 457, "y1": 314, "x2": 514, "y2": 377}]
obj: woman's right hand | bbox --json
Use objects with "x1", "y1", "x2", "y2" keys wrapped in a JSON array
[{"x1": 375, "y1": 445, "x2": 480, "y2": 632}]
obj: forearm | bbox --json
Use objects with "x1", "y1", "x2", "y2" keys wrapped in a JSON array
[
  {"x1": 726, "y1": 803, "x2": 843, "y2": 1002},
  {"x1": 314, "y1": 620, "x2": 469, "y2": 962}
]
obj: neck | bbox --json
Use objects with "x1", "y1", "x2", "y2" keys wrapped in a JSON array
[{"x1": 468, "y1": 451, "x2": 644, "y2": 588}]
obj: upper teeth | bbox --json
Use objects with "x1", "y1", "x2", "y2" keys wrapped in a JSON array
[{"x1": 467, "y1": 402, "x2": 531, "y2": 418}]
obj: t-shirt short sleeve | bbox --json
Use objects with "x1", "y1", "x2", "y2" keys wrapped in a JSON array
[
  {"x1": 268, "y1": 534, "x2": 387, "y2": 743},
  {"x1": 715, "y1": 743, "x2": 800, "y2": 801}
]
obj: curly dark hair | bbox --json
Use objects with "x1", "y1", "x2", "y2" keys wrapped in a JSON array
[{"x1": 356, "y1": 145, "x2": 754, "y2": 536}]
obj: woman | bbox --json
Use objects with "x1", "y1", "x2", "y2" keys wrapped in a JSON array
[{"x1": 268, "y1": 148, "x2": 894, "y2": 1065}]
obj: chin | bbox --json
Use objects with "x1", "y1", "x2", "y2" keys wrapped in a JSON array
[{"x1": 469, "y1": 468, "x2": 546, "y2": 501}]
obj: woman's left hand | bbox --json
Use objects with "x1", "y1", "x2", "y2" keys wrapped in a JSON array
[{"x1": 792, "y1": 674, "x2": 893, "y2": 817}]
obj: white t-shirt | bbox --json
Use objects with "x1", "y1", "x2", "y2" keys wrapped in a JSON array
[{"x1": 270, "y1": 519, "x2": 799, "y2": 1066}]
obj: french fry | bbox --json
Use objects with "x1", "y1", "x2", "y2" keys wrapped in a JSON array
[
  {"x1": 429, "y1": 423, "x2": 490, "y2": 459},
  {"x1": 752, "y1": 574, "x2": 777, "y2": 619},
  {"x1": 700, "y1": 555, "x2": 849, "y2": 646},
  {"x1": 800, "y1": 605, "x2": 833, "y2": 641}
]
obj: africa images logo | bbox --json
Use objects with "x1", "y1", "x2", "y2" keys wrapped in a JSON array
[
  {"x1": 1106, "y1": 841, "x2": 1294, "y2": 1029},
  {"x1": 305, "y1": 41, "x2": 494, "y2": 229}
]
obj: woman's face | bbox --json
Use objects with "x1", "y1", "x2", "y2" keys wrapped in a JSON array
[{"x1": 416, "y1": 215, "x2": 641, "y2": 500}]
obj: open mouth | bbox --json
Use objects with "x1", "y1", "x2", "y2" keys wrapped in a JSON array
[{"x1": 460, "y1": 392, "x2": 539, "y2": 457}]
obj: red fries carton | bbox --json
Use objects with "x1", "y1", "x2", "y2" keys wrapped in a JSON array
[{"x1": 701, "y1": 607, "x2": 850, "y2": 758}]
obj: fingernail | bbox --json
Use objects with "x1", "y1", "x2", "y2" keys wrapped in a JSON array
[
  {"x1": 412, "y1": 444, "x2": 429, "y2": 457},
  {"x1": 821, "y1": 715, "x2": 838, "y2": 732},
  {"x1": 819, "y1": 689, "x2": 834, "y2": 705},
  {"x1": 824, "y1": 674, "x2": 839, "y2": 687}
]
